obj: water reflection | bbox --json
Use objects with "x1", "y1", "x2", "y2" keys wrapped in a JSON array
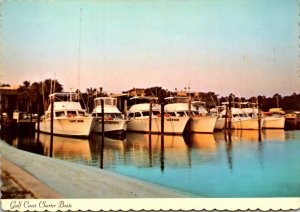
[
  {"x1": 2, "y1": 129, "x2": 299, "y2": 197},
  {"x1": 214, "y1": 130, "x2": 286, "y2": 143}
]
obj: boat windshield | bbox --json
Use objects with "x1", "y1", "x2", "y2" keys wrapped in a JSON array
[
  {"x1": 192, "y1": 111, "x2": 200, "y2": 115},
  {"x1": 152, "y1": 111, "x2": 160, "y2": 116},
  {"x1": 142, "y1": 111, "x2": 150, "y2": 117},
  {"x1": 177, "y1": 111, "x2": 186, "y2": 117},
  {"x1": 167, "y1": 112, "x2": 176, "y2": 116},
  {"x1": 55, "y1": 111, "x2": 65, "y2": 117},
  {"x1": 67, "y1": 111, "x2": 77, "y2": 116},
  {"x1": 78, "y1": 111, "x2": 85, "y2": 116}
]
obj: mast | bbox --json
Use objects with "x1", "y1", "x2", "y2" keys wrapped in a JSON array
[{"x1": 77, "y1": 7, "x2": 82, "y2": 96}]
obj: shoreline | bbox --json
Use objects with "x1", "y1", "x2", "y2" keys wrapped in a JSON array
[{"x1": 0, "y1": 141, "x2": 191, "y2": 198}]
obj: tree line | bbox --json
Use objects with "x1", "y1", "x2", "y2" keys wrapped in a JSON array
[{"x1": 3, "y1": 79, "x2": 300, "y2": 115}]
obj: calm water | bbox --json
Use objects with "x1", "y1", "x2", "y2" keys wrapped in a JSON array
[{"x1": 1, "y1": 128, "x2": 300, "y2": 197}]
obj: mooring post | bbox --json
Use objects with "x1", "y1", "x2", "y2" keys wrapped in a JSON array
[
  {"x1": 160, "y1": 132, "x2": 165, "y2": 172},
  {"x1": 257, "y1": 96, "x2": 262, "y2": 141},
  {"x1": 228, "y1": 95, "x2": 232, "y2": 130},
  {"x1": 257, "y1": 96, "x2": 262, "y2": 131},
  {"x1": 37, "y1": 99, "x2": 41, "y2": 141},
  {"x1": 124, "y1": 99, "x2": 127, "y2": 117},
  {"x1": 188, "y1": 99, "x2": 192, "y2": 117},
  {"x1": 161, "y1": 103, "x2": 165, "y2": 136},
  {"x1": 100, "y1": 99, "x2": 105, "y2": 169},
  {"x1": 148, "y1": 132, "x2": 152, "y2": 167},
  {"x1": 101, "y1": 99, "x2": 105, "y2": 136},
  {"x1": 50, "y1": 96, "x2": 54, "y2": 158},
  {"x1": 149, "y1": 101, "x2": 153, "y2": 134},
  {"x1": 224, "y1": 104, "x2": 228, "y2": 130}
]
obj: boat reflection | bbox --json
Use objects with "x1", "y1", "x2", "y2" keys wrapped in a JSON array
[
  {"x1": 5, "y1": 129, "x2": 288, "y2": 174},
  {"x1": 38, "y1": 133, "x2": 92, "y2": 160},
  {"x1": 214, "y1": 130, "x2": 286, "y2": 142}
]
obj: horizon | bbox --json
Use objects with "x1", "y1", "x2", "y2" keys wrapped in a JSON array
[{"x1": 1, "y1": 0, "x2": 299, "y2": 99}]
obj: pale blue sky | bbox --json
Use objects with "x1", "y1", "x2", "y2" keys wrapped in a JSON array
[{"x1": 1, "y1": 0, "x2": 299, "y2": 97}]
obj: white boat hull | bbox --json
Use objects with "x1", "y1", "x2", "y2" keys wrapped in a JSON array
[
  {"x1": 263, "y1": 117, "x2": 285, "y2": 129},
  {"x1": 214, "y1": 118, "x2": 263, "y2": 130},
  {"x1": 190, "y1": 116, "x2": 217, "y2": 133},
  {"x1": 127, "y1": 116, "x2": 189, "y2": 134},
  {"x1": 92, "y1": 119, "x2": 127, "y2": 134},
  {"x1": 232, "y1": 118, "x2": 262, "y2": 130},
  {"x1": 38, "y1": 117, "x2": 94, "y2": 137},
  {"x1": 215, "y1": 118, "x2": 225, "y2": 130}
]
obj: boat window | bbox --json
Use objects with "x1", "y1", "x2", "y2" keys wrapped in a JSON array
[
  {"x1": 153, "y1": 111, "x2": 160, "y2": 116},
  {"x1": 128, "y1": 113, "x2": 134, "y2": 119},
  {"x1": 67, "y1": 111, "x2": 77, "y2": 116},
  {"x1": 221, "y1": 115, "x2": 227, "y2": 118},
  {"x1": 233, "y1": 114, "x2": 239, "y2": 118},
  {"x1": 111, "y1": 113, "x2": 122, "y2": 119},
  {"x1": 78, "y1": 111, "x2": 85, "y2": 116},
  {"x1": 142, "y1": 111, "x2": 150, "y2": 117},
  {"x1": 168, "y1": 112, "x2": 176, "y2": 116},
  {"x1": 177, "y1": 111, "x2": 186, "y2": 117},
  {"x1": 92, "y1": 113, "x2": 97, "y2": 117},
  {"x1": 135, "y1": 112, "x2": 142, "y2": 117},
  {"x1": 55, "y1": 111, "x2": 65, "y2": 117},
  {"x1": 193, "y1": 111, "x2": 200, "y2": 115}
]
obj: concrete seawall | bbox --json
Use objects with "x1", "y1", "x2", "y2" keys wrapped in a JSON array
[{"x1": 0, "y1": 141, "x2": 190, "y2": 198}]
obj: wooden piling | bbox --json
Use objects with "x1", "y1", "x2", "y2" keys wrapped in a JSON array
[
  {"x1": 50, "y1": 96, "x2": 54, "y2": 158},
  {"x1": 37, "y1": 101, "x2": 41, "y2": 142},
  {"x1": 100, "y1": 99, "x2": 105, "y2": 169},
  {"x1": 160, "y1": 133, "x2": 165, "y2": 172},
  {"x1": 148, "y1": 133, "x2": 152, "y2": 167},
  {"x1": 160, "y1": 103, "x2": 165, "y2": 136},
  {"x1": 228, "y1": 95, "x2": 232, "y2": 130},
  {"x1": 257, "y1": 96, "x2": 262, "y2": 130},
  {"x1": 224, "y1": 104, "x2": 228, "y2": 130},
  {"x1": 188, "y1": 99, "x2": 192, "y2": 117},
  {"x1": 149, "y1": 101, "x2": 153, "y2": 134},
  {"x1": 101, "y1": 99, "x2": 105, "y2": 135}
]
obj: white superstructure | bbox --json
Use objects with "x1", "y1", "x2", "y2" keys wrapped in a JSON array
[
  {"x1": 126, "y1": 102, "x2": 189, "y2": 135},
  {"x1": 91, "y1": 97, "x2": 127, "y2": 134},
  {"x1": 38, "y1": 93, "x2": 94, "y2": 137}
]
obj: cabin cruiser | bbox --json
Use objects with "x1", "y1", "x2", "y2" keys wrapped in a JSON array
[
  {"x1": 38, "y1": 92, "x2": 94, "y2": 137},
  {"x1": 164, "y1": 97, "x2": 217, "y2": 133},
  {"x1": 126, "y1": 97, "x2": 189, "y2": 134},
  {"x1": 241, "y1": 104, "x2": 285, "y2": 129},
  {"x1": 217, "y1": 104, "x2": 261, "y2": 130},
  {"x1": 91, "y1": 97, "x2": 127, "y2": 135},
  {"x1": 262, "y1": 108, "x2": 285, "y2": 129}
]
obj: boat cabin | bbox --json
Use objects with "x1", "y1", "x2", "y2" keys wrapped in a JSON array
[{"x1": 92, "y1": 97, "x2": 123, "y2": 119}]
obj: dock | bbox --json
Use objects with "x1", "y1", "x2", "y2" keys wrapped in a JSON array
[{"x1": 0, "y1": 141, "x2": 189, "y2": 198}]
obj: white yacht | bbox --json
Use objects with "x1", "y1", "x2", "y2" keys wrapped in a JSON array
[
  {"x1": 126, "y1": 98, "x2": 189, "y2": 135},
  {"x1": 91, "y1": 97, "x2": 127, "y2": 135},
  {"x1": 164, "y1": 98, "x2": 217, "y2": 133},
  {"x1": 218, "y1": 106, "x2": 261, "y2": 130},
  {"x1": 262, "y1": 108, "x2": 285, "y2": 129},
  {"x1": 241, "y1": 104, "x2": 285, "y2": 129},
  {"x1": 38, "y1": 92, "x2": 94, "y2": 137}
]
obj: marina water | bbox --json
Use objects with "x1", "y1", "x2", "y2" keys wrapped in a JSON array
[{"x1": 1, "y1": 129, "x2": 300, "y2": 197}]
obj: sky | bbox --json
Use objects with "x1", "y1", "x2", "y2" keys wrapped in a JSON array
[{"x1": 1, "y1": 0, "x2": 299, "y2": 98}]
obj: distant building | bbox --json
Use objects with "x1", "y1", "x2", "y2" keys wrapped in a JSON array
[
  {"x1": 0, "y1": 86, "x2": 20, "y2": 119},
  {"x1": 123, "y1": 88, "x2": 145, "y2": 97}
]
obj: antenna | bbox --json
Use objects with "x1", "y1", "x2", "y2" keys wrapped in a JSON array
[{"x1": 77, "y1": 8, "x2": 82, "y2": 94}]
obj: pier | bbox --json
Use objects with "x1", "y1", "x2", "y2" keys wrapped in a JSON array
[{"x1": 0, "y1": 141, "x2": 187, "y2": 198}]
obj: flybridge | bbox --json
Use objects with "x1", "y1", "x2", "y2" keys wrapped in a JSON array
[{"x1": 49, "y1": 92, "x2": 80, "y2": 102}]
